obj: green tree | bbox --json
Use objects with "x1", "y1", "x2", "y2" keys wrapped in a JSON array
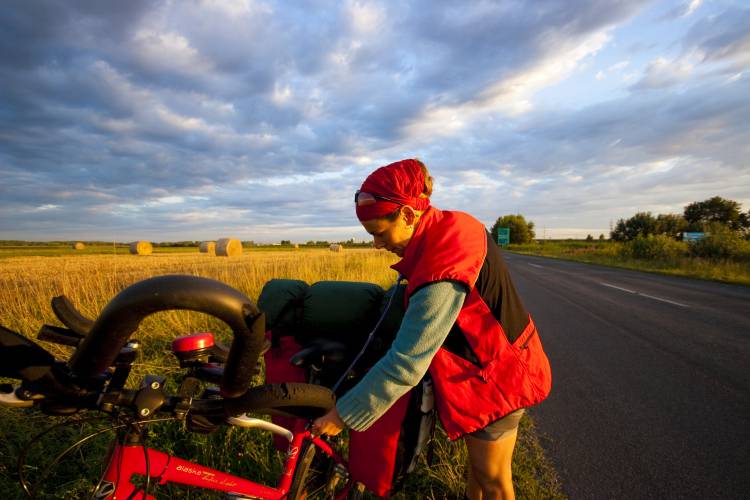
[
  {"x1": 610, "y1": 212, "x2": 658, "y2": 241},
  {"x1": 656, "y1": 213, "x2": 688, "y2": 240},
  {"x1": 491, "y1": 214, "x2": 535, "y2": 244},
  {"x1": 683, "y1": 196, "x2": 746, "y2": 232}
]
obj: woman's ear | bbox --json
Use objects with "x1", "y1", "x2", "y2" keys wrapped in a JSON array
[{"x1": 402, "y1": 206, "x2": 418, "y2": 226}]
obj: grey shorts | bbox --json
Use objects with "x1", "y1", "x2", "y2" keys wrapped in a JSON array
[{"x1": 469, "y1": 409, "x2": 525, "y2": 441}]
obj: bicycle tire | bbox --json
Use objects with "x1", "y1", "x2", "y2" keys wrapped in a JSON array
[
  {"x1": 287, "y1": 440, "x2": 316, "y2": 500},
  {"x1": 225, "y1": 383, "x2": 335, "y2": 419}
]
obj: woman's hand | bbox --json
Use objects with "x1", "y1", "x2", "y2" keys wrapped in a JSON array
[{"x1": 311, "y1": 407, "x2": 346, "y2": 436}]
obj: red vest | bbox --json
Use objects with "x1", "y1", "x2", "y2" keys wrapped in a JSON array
[{"x1": 392, "y1": 207, "x2": 552, "y2": 440}]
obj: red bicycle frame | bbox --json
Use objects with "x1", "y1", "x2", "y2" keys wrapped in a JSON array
[{"x1": 98, "y1": 430, "x2": 346, "y2": 499}]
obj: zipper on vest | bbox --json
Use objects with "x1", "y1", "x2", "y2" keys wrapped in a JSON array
[{"x1": 519, "y1": 327, "x2": 537, "y2": 349}]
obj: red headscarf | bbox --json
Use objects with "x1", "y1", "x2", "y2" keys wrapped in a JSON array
[{"x1": 355, "y1": 159, "x2": 431, "y2": 221}]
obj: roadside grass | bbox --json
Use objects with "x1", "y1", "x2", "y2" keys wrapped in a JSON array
[
  {"x1": 0, "y1": 249, "x2": 564, "y2": 499},
  {"x1": 508, "y1": 241, "x2": 750, "y2": 285}
]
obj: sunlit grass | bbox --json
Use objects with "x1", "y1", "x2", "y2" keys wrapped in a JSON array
[
  {"x1": 0, "y1": 249, "x2": 563, "y2": 499},
  {"x1": 509, "y1": 241, "x2": 750, "y2": 285}
]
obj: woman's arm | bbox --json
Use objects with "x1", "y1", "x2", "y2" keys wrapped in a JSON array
[{"x1": 318, "y1": 280, "x2": 467, "y2": 433}]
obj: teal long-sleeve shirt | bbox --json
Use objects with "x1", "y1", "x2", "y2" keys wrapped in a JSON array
[{"x1": 336, "y1": 280, "x2": 468, "y2": 431}]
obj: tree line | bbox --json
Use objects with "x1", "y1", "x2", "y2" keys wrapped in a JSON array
[{"x1": 611, "y1": 196, "x2": 749, "y2": 242}]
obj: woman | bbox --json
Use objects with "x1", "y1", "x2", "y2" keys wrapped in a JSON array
[{"x1": 313, "y1": 159, "x2": 551, "y2": 500}]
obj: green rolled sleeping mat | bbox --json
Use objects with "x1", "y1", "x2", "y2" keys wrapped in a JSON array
[
  {"x1": 257, "y1": 279, "x2": 309, "y2": 334},
  {"x1": 257, "y1": 279, "x2": 406, "y2": 353},
  {"x1": 301, "y1": 281, "x2": 384, "y2": 345}
]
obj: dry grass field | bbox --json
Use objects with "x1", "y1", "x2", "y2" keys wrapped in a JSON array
[{"x1": 0, "y1": 248, "x2": 563, "y2": 499}]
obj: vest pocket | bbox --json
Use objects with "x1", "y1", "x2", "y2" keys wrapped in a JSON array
[{"x1": 510, "y1": 319, "x2": 552, "y2": 398}]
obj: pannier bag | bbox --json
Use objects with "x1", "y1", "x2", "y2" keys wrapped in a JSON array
[{"x1": 259, "y1": 279, "x2": 430, "y2": 497}]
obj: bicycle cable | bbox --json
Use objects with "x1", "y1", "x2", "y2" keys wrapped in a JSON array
[
  {"x1": 18, "y1": 414, "x2": 108, "y2": 498},
  {"x1": 18, "y1": 415, "x2": 177, "y2": 499},
  {"x1": 88, "y1": 436, "x2": 117, "y2": 500},
  {"x1": 331, "y1": 274, "x2": 403, "y2": 394}
]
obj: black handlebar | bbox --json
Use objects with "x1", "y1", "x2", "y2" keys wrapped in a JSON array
[
  {"x1": 68, "y1": 275, "x2": 265, "y2": 398},
  {"x1": 51, "y1": 295, "x2": 94, "y2": 336}
]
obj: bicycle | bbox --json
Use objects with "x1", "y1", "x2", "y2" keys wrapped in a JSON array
[{"x1": 0, "y1": 274, "x2": 358, "y2": 499}]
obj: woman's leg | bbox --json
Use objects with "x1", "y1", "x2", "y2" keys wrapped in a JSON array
[{"x1": 464, "y1": 428, "x2": 518, "y2": 500}]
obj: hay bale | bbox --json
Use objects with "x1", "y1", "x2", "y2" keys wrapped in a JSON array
[
  {"x1": 129, "y1": 241, "x2": 153, "y2": 255},
  {"x1": 72, "y1": 242, "x2": 85, "y2": 250},
  {"x1": 329, "y1": 244, "x2": 344, "y2": 252},
  {"x1": 216, "y1": 238, "x2": 242, "y2": 257},
  {"x1": 199, "y1": 241, "x2": 216, "y2": 254}
]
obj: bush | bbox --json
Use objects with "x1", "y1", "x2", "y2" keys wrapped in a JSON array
[
  {"x1": 611, "y1": 212, "x2": 658, "y2": 241},
  {"x1": 622, "y1": 235, "x2": 687, "y2": 260},
  {"x1": 689, "y1": 224, "x2": 750, "y2": 260},
  {"x1": 491, "y1": 214, "x2": 535, "y2": 244}
]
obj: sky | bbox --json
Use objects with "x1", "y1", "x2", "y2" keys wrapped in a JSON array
[{"x1": 1, "y1": 0, "x2": 748, "y2": 243}]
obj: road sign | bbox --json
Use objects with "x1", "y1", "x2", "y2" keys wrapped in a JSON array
[
  {"x1": 497, "y1": 227, "x2": 510, "y2": 246},
  {"x1": 682, "y1": 232, "x2": 705, "y2": 242}
]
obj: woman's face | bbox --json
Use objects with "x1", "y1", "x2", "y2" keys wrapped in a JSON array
[{"x1": 361, "y1": 210, "x2": 415, "y2": 257}]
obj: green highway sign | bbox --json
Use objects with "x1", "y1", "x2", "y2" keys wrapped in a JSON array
[{"x1": 497, "y1": 227, "x2": 510, "y2": 246}]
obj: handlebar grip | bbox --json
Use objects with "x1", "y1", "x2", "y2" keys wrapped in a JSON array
[
  {"x1": 51, "y1": 295, "x2": 94, "y2": 336},
  {"x1": 223, "y1": 383, "x2": 335, "y2": 419},
  {"x1": 68, "y1": 275, "x2": 265, "y2": 397},
  {"x1": 38, "y1": 325, "x2": 83, "y2": 347},
  {"x1": 221, "y1": 310, "x2": 265, "y2": 397}
]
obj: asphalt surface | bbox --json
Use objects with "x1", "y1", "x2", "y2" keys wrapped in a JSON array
[{"x1": 502, "y1": 253, "x2": 750, "y2": 500}]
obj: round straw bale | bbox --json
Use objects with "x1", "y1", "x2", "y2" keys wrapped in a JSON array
[
  {"x1": 329, "y1": 243, "x2": 344, "y2": 252},
  {"x1": 72, "y1": 242, "x2": 85, "y2": 250},
  {"x1": 129, "y1": 241, "x2": 153, "y2": 255},
  {"x1": 199, "y1": 241, "x2": 216, "y2": 254},
  {"x1": 216, "y1": 238, "x2": 242, "y2": 257}
]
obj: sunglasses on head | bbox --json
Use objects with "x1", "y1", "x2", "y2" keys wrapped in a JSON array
[{"x1": 354, "y1": 190, "x2": 402, "y2": 206}]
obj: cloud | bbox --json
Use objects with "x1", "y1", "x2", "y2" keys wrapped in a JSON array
[
  {"x1": 660, "y1": 0, "x2": 703, "y2": 20},
  {"x1": 403, "y1": 29, "x2": 611, "y2": 138},
  {"x1": 632, "y1": 6, "x2": 749, "y2": 90},
  {"x1": 632, "y1": 56, "x2": 695, "y2": 89},
  {"x1": 0, "y1": 0, "x2": 747, "y2": 242},
  {"x1": 684, "y1": 6, "x2": 750, "y2": 69}
]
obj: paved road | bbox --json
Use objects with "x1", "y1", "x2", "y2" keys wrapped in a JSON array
[{"x1": 503, "y1": 253, "x2": 750, "y2": 499}]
